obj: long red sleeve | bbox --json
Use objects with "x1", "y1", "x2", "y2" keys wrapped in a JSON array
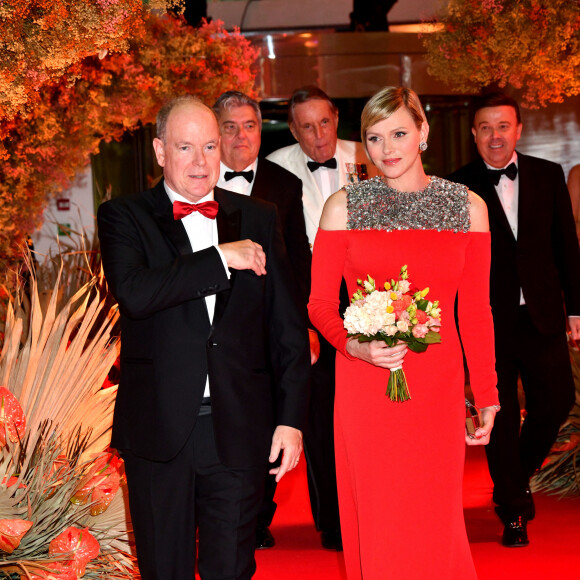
[
  {"x1": 457, "y1": 232, "x2": 499, "y2": 408},
  {"x1": 308, "y1": 228, "x2": 355, "y2": 359}
]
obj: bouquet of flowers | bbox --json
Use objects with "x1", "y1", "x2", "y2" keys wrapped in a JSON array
[{"x1": 343, "y1": 265, "x2": 442, "y2": 402}]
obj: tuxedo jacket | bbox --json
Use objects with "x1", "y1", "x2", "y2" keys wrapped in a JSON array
[
  {"x1": 448, "y1": 153, "x2": 580, "y2": 339},
  {"x1": 246, "y1": 157, "x2": 311, "y2": 306},
  {"x1": 267, "y1": 139, "x2": 379, "y2": 247},
  {"x1": 97, "y1": 182, "x2": 310, "y2": 466}
]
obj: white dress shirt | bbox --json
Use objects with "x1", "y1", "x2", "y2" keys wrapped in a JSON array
[
  {"x1": 164, "y1": 183, "x2": 229, "y2": 397},
  {"x1": 217, "y1": 159, "x2": 258, "y2": 196},
  {"x1": 486, "y1": 152, "x2": 525, "y2": 305},
  {"x1": 488, "y1": 152, "x2": 519, "y2": 239},
  {"x1": 308, "y1": 155, "x2": 339, "y2": 202}
]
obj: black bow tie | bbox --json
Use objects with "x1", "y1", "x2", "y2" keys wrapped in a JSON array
[
  {"x1": 487, "y1": 162, "x2": 518, "y2": 186},
  {"x1": 224, "y1": 170, "x2": 254, "y2": 183},
  {"x1": 307, "y1": 158, "x2": 338, "y2": 172}
]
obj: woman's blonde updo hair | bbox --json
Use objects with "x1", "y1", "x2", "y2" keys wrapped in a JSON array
[{"x1": 361, "y1": 87, "x2": 427, "y2": 157}]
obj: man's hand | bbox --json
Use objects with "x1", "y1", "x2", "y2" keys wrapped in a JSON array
[
  {"x1": 219, "y1": 240, "x2": 266, "y2": 276},
  {"x1": 309, "y1": 328, "x2": 321, "y2": 365},
  {"x1": 346, "y1": 338, "x2": 408, "y2": 369},
  {"x1": 268, "y1": 425, "x2": 303, "y2": 482}
]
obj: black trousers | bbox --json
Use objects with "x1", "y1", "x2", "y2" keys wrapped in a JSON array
[
  {"x1": 122, "y1": 412, "x2": 267, "y2": 580},
  {"x1": 259, "y1": 281, "x2": 347, "y2": 533},
  {"x1": 303, "y1": 332, "x2": 341, "y2": 531},
  {"x1": 257, "y1": 334, "x2": 341, "y2": 532},
  {"x1": 485, "y1": 306, "x2": 575, "y2": 522}
]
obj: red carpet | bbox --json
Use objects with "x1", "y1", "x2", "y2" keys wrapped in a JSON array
[{"x1": 255, "y1": 446, "x2": 580, "y2": 579}]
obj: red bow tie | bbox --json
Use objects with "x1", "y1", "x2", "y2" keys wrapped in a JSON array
[{"x1": 173, "y1": 200, "x2": 219, "y2": 220}]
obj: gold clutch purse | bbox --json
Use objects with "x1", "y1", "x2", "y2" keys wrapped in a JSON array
[{"x1": 465, "y1": 399, "x2": 481, "y2": 438}]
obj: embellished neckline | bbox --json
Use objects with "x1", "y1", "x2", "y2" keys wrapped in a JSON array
[
  {"x1": 346, "y1": 175, "x2": 470, "y2": 233},
  {"x1": 375, "y1": 175, "x2": 437, "y2": 195}
]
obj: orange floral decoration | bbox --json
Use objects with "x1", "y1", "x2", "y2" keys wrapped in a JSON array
[
  {"x1": 71, "y1": 452, "x2": 125, "y2": 515},
  {"x1": 0, "y1": 386, "x2": 26, "y2": 448},
  {"x1": 48, "y1": 526, "x2": 100, "y2": 577},
  {"x1": 0, "y1": 0, "x2": 148, "y2": 120},
  {"x1": 423, "y1": 0, "x2": 580, "y2": 108},
  {"x1": 30, "y1": 563, "x2": 79, "y2": 580},
  {"x1": 0, "y1": 518, "x2": 34, "y2": 553},
  {"x1": 0, "y1": 5, "x2": 257, "y2": 266}
]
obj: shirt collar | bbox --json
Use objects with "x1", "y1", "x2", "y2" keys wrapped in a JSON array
[
  {"x1": 219, "y1": 158, "x2": 258, "y2": 180},
  {"x1": 164, "y1": 181, "x2": 215, "y2": 205},
  {"x1": 484, "y1": 151, "x2": 518, "y2": 172},
  {"x1": 305, "y1": 152, "x2": 338, "y2": 167}
]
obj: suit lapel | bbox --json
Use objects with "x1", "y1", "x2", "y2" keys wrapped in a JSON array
[
  {"x1": 150, "y1": 181, "x2": 194, "y2": 256},
  {"x1": 472, "y1": 160, "x2": 515, "y2": 240},
  {"x1": 515, "y1": 152, "x2": 534, "y2": 244},
  {"x1": 212, "y1": 188, "x2": 241, "y2": 328},
  {"x1": 250, "y1": 159, "x2": 268, "y2": 203},
  {"x1": 336, "y1": 139, "x2": 350, "y2": 190}
]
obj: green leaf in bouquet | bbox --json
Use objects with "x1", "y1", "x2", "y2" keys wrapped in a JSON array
[
  {"x1": 415, "y1": 299, "x2": 429, "y2": 311},
  {"x1": 407, "y1": 341, "x2": 428, "y2": 353},
  {"x1": 423, "y1": 331, "x2": 442, "y2": 344}
]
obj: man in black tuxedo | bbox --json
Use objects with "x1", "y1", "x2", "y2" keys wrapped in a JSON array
[
  {"x1": 448, "y1": 92, "x2": 580, "y2": 547},
  {"x1": 213, "y1": 91, "x2": 313, "y2": 550},
  {"x1": 97, "y1": 96, "x2": 310, "y2": 579}
]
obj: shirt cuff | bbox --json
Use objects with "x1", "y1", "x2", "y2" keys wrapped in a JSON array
[{"x1": 215, "y1": 246, "x2": 231, "y2": 279}]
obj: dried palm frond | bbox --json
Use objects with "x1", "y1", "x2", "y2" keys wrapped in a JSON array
[
  {"x1": 0, "y1": 254, "x2": 119, "y2": 461},
  {"x1": 32, "y1": 221, "x2": 105, "y2": 309},
  {"x1": 0, "y1": 246, "x2": 135, "y2": 577},
  {"x1": 531, "y1": 337, "x2": 580, "y2": 497}
]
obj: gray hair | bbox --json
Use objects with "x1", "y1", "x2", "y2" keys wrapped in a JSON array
[{"x1": 212, "y1": 91, "x2": 262, "y2": 129}]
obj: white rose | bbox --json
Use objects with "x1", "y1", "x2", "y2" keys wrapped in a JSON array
[
  {"x1": 383, "y1": 312, "x2": 396, "y2": 326},
  {"x1": 396, "y1": 320, "x2": 409, "y2": 332}
]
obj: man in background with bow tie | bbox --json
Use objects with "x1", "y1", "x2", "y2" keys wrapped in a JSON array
[
  {"x1": 267, "y1": 86, "x2": 378, "y2": 551},
  {"x1": 213, "y1": 90, "x2": 312, "y2": 550},
  {"x1": 97, "y1": 95, "x2": 310, "y2": 579},
  {"x1": 449, "y1": 92, "x2": 580, "y2": 548},
  {"x1": 267, "y1": 86, "x2": 377, "y2": 249}
]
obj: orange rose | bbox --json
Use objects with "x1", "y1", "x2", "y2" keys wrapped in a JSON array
[
  {"x1": 391, "y1": 295, "x2": 413, "y2": 313},
  {"x1": 415, "y1": 310, "x2": 428, "y2": 324}
]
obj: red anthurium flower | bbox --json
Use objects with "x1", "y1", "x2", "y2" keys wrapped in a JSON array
[
  {"x1": 71, "y1": 453, "x2": 124, "y2": 515},
  {"x1": 48, "y1": 526, "x2": 100, "y2": 577},
  {"x1": 1, "y1": 475, "x2": 25, "y2": 488},
  {"x1": 0, "y1": 387, "x2": 26, "y2": 448},
  {"x1": 29, "y1": 563, "x2": 78, "y2": 580},
  {"x1": 0, "y1": 518, "x2": 33, "y2": 553}
]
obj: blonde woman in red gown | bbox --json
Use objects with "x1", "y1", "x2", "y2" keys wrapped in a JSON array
[{"x1": 308, "y1": 87, "x2": 500, "y2": 579}]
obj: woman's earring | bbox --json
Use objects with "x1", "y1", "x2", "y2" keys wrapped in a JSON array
[{"x1": 419, "y1": 141, "x2": 428, "y2": 152}]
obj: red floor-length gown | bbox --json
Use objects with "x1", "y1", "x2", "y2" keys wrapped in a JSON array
[{"x1": 308, "y1": 178, "x2": 499, "y2": 579}]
